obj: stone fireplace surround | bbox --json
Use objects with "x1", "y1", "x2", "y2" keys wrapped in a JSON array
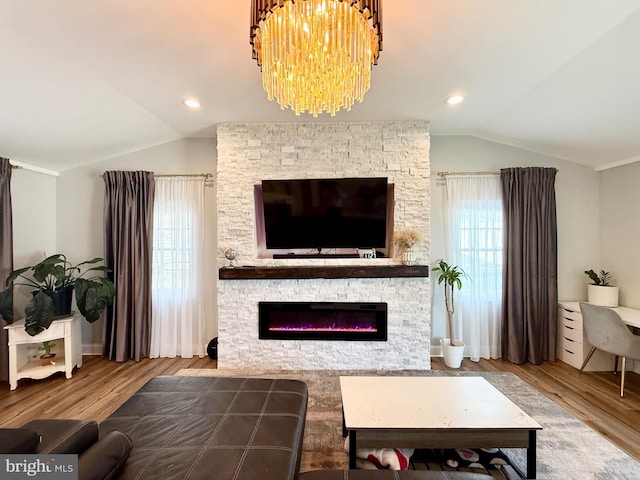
[{"x1": 216, "y1": 122, "x2": 431, "y2": 369}]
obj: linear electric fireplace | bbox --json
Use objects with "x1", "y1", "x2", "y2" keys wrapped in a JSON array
[{"x1": 259, "y1": 302, "x2": 387, "y2": 341}]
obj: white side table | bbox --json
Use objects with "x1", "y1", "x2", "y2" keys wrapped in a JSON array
[{"x1": 4, "y1": 313, "x2": 83, "y2": 390}]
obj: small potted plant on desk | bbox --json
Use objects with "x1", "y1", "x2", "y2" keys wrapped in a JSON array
[
  {"x1": 433, "y1": 259, "x2": 469, "y2": 368},
  {"x1": 0, "y1": 254, "x2": 116, "y2": 336},
  {"x1": 584, "y1": 269, "x2": 619, "y2": 307}
]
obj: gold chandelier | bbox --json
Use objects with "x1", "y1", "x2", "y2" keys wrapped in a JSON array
[{"x1": 250, "y1": 0, "x2": 382, "y2": 117}]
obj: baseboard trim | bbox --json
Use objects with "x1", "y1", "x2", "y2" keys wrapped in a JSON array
[{"x1": 82, "y1": 343, "x2": 102, "y2": 355}]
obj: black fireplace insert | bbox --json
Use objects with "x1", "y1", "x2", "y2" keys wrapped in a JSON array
[{"x1": 259, "y1": 301, "x2": 387, "y2": 341}]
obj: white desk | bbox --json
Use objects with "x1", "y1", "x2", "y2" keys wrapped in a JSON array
[
  {"x1": 560, "y1": 301, "x2": 640, "y2": 328},
  {"x1": 612, "y1": 306, "x2": 640, "y2": 328},
  {"x1": 558, "y1": 302, "x2": 640, "y2": 371}
]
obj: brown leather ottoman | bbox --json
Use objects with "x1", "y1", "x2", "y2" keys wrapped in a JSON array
[
  {"x1": 100, "y1": 376, "x2": 308, "y2": 480},
  {"x1": 297, "y1": 471, "x2": 496, "y2": 480}
]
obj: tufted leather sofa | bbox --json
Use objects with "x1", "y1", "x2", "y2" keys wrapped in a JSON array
[
  {"x1": 0, "y1": 419, "x2": 132, "y2": 480},
  {"x1": 99, "y1": 376, "x2": 308, "y2": 480}
]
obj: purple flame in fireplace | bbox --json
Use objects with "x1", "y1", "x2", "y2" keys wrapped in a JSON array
[
  {"x1": 268, "y1": 311, "x2": 378, "y2": 333},
  {"x1": 259, "y1": 302, "x2": 387, "y2": 341}
]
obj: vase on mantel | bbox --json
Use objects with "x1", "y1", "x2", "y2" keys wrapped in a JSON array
[{"x1": 401, "y1": 247, "x2": 417, "y2": 266}]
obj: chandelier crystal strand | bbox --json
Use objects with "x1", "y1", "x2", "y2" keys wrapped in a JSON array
[{"x1": 251, "y1": 0, "x2": 382, "y2": 117}]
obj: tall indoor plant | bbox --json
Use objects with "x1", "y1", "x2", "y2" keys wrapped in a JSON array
[
  {"x1": 433, "y1": 259, "x2": 469, "y2": 368},
  {"x1": 0, "y1": 254, "x2": 115, "y2": 336}
]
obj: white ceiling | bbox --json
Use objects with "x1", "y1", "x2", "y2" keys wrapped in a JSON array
[{"x1": 2, "y1": 0, "x2": 640, "y2": 173}]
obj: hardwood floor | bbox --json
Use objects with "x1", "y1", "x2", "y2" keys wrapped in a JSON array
[
  {"x1": 432, "y1": 357, "x2": 640, "y2": 462},
  {"x1": 0, "y1": 355, "x2": 214, "y2": 427},
  {"x1": 1, "y1": 355, "x2": 639, "y2": 463}
]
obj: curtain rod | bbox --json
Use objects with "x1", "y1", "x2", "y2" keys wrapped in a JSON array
[
  {"x1": 155, "y1": 173, "x2": 214, "y2": 179},
  {"x1": 437, "y1": 168, "x2": 559, "y2": 177},
  {"x1": 99, "y1": 173, "x2": 213, "y2": 179},
  {"x1": 437, "y1": 171, "x2": 500, "y2": 177}
]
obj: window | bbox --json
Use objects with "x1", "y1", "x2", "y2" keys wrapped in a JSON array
[
  {"x1": 150, "y1": 177, "x2": 207, "y2": 358},
  {"x1": 153, "y1": 200, "x2": 196, "y2": 295},
  {"x1": 456, "y1": 199, "x2": 503, "y2": 299},
  {"x1": 442, "y1": 174, "x2": 503, "y2": 360}
]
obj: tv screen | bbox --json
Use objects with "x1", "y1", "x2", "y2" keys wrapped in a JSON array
[{"x1": 262, "y1": 177, "x2": 388, "y2": 250}]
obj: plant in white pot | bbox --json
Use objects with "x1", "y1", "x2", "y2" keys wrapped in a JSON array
[
  {"x1": 433, "y1": 259, "x2": 469, "y2": 368},
  {"x1": 584, "y1": 269, "x2": 619, "y2": 307}
]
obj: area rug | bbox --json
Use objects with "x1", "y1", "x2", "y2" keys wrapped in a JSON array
[{"x1": 174, "y1": 368, "x2": 640, "y2": 479}]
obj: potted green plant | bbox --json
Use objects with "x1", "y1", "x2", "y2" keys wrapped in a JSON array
[
  {"x1": 0, "y1": 254, "x2": 116, "y2": 336},
  {"x1": 39, "y1": 340, "x2": 56, "y2": 366},
  {"x1": 433, "y1": 259, "x2": 469, "y2": 368},
  {"x1": 584, "y1": 269, "x2": 618, "y2": 307}
]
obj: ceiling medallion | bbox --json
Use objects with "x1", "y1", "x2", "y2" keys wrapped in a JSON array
[{"x1": 250, "y1": 0, "x2": 382, "y2": 117}]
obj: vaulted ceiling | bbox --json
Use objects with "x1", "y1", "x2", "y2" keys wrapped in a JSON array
[{"x1": 2, "y1": 1, "x2": 639, "y2": 172}]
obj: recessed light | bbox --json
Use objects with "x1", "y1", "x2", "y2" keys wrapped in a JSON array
[
  {"x1": 182, "y1": 98, "x2": 201, "y2": 109},
  {"x1": 444, "y1": 95, "x2": 464, "y2": 105}
]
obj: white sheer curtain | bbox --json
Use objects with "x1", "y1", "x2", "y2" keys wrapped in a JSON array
[
  {"x1": 150, "y1": 177, "x2": 206, "y2": 358},
  {"x1": 443, "y1": 174, "x2": 503, "y2": 361}
]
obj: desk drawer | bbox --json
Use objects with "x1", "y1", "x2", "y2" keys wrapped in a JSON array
[
  {"x1": 559, "y1": 332, "x2": 580, "y2": 347},
  {"x1": 9, "y1": 321, "x2": 66, "y2": 344},
  {"x1": 560, "y1": 319, "x2": 582, "y2": 342},
  {"x1": 557, "y1": 303, "x2": 617, "y2": 371},
  {"x1": 560, "y1": 307, "x2": 581, "y2": 321},
  {"x1": 558, "y1": 342, "x2": 582, "y2": 369},
  {"x1": 557, "y1": 305, "x2": 584, "y2": 369}
]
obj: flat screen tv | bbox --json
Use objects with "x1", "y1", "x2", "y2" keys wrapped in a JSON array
[{"x1": 261, "y1": 177, "x2": 388, "y2": 250}]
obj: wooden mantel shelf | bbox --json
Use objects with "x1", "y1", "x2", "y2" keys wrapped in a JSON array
[{"x1": 219, "y1": 265, "x2": 429, "y2": 280}]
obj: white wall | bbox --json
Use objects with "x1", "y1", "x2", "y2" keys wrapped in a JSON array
[
  {"x1": 11, "y1": 169, "x2": 57, "y2": 265},
  {"x1": 599, "y1": 161, "x2": 640, "y2": 309},
  {"x1": 56, "y1": 138, "x2": 218, "y2": 351},
  {"x1": 10, "y1": 169, "x2": 57, "y2": 313},
  {"x1": 429, "y1": 136, "x2": 600, "y2": 342}
]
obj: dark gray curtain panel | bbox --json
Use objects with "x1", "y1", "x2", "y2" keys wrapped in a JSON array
[
  {"x1": 500, "y1": 167, "x2": 558, "y2": 364},
  {"x1": 0, "y1": 158, "x2": 13, "y2": 381},
  {"x1": 103, "y1": 171, "x2": 155, "y2": 362}
]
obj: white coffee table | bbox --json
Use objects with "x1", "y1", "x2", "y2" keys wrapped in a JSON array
[{"x1": 340, "y1": 376, "x2": 542, "y2": 479}]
